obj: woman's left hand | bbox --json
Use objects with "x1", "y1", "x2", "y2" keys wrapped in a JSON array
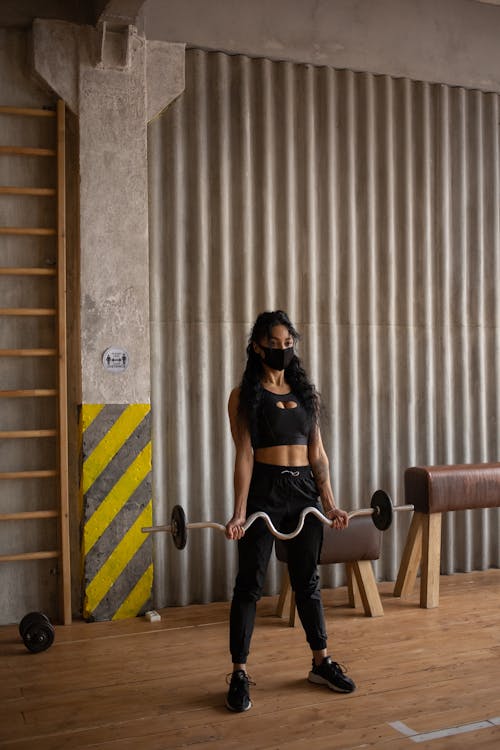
[{"x1": 325, "y1": 508, "x2": 349, "y2": 529}]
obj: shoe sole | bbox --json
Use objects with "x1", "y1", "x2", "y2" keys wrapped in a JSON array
[
  {"x1": 308, "y1": 671, "x2": 355, "y2": 693},
  {"x1": 225, "y1": 698, "x2": 252, "y2": 712}
]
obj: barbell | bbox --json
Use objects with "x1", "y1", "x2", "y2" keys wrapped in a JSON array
[{"x1": 141, "y1": 490, "x2": 414, "y2": 550}]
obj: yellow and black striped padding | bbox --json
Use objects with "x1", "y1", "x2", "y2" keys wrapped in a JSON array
[{"x1": 80, "y1": 404, "x2": 153, "y2": 621}]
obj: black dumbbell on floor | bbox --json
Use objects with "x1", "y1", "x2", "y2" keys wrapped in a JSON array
[{"x1": 19, "y1": 612, "x2": 55, "y2": 653}]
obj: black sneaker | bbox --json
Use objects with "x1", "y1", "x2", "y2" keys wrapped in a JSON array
[
  {"x1": 308, "y1": 656, "x2": 356, "y2": 693},
  {"x1": 225, "y1": 670, "x2": 254, "y2": 712}
]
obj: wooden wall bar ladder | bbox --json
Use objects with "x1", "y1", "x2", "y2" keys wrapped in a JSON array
[{"x1": 0, "y1": 101, "x2": 71, "y2": 624}]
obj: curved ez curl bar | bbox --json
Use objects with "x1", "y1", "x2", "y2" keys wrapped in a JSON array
[{"x1": 141, "y1": 490, "x2": 414, "y2": 550}]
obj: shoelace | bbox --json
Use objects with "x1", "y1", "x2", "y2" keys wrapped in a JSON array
[
  {"x1": 316, "y1": 658, "x2": 349, "y2": 675},
  {"x1": 225, "y1": 671, "x2": 256, "y2": 687},
  {"x1": 326, "y1": 660, "x2": 350, "y2": 676}
]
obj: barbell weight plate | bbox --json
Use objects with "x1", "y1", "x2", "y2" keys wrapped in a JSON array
[
  {"x1": 19, "y1": 611, "x2": 51, "y2": 640},
  {"x1": 370, "y1": 490, "x2": 393, "y2": 531},
  {"x1": 171, "y1": 504, "x2": 187, "y2": 550},
  {"x1": 23, "y1": 620, "x2": 55, "y2": 653}
]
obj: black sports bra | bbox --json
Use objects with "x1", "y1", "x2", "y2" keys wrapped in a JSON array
[{"x1": 252, "y1": 389, "x2": 311, "y2": 450}]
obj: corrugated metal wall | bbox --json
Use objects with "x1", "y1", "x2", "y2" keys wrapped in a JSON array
[{"x1": 148, "y1": 49, "x2": 500, "y2": 608}]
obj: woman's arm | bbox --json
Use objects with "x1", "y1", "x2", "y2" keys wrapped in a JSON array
[
  {"x1": 226, "y1": 387, "x2": 254, "y2": 539},
  {"x1": 308, "y1": 426, "x2": 348, "y2": 529}
]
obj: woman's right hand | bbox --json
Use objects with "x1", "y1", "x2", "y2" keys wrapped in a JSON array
[{"x1": 225, "y1": 515, "x2": 247, "y2": 540}]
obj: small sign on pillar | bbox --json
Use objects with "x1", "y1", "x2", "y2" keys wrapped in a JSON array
[{"x1": 102, "y1": 347, "x2": 129, "y2": 373}]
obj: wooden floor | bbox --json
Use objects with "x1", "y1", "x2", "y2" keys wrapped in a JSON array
[{"x1": 1, "y1": 570, "x2": 499, "y2": 750}]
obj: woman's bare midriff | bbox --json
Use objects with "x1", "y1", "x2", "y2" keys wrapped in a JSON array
[{"x1": 254, "y1": 444, "x2": 309, "y2": 467}]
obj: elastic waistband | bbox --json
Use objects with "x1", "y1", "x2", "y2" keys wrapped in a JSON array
[{"x1": 252, "y1": 462, "x2": 312, "y2": 479}]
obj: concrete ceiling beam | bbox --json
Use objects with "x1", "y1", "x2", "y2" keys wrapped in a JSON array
[{"x1": 94, "y1": 0, "x2": 148, "y2": 26}]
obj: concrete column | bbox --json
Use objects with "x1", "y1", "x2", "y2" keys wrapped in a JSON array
[
  {"x1": 33, "y1": 18, "x2": 184, "y2": 403},
  {"x1": 32, "y1": 19, "x2": 185, "y2": 620}
]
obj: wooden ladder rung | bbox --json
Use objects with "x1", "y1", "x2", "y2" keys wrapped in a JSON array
[
  {"x1": 0, "y1": 348, "x2": 57, "y2": 357},
  {"x1": 0, "y1": 98, "x2": 71, "y2": 623},
  {"x1": 0, "y1": 470, "x2": 58, "y2": 480},
  {"x1": 0, "y1": 510, "x2": 59, "y2": 521},
  {"x1": 0, "y1": 389, "x2": 58, "y2": 398},
  {"x1": 0, "y1": 429, "x2": 57, "y2": 439},
  {"x1": 0, "y1": 146, "x2": 56, "y2": 157},
  {"x1": 0, "y1": 268, "x2": 57, "y2": 276},
  {"x1": 0, "y1": 227, "x2": 57, "y2": 236},
  {"x1": 0, "y1": 308, "x2": 57, "y2": 316},
  {"x1": 0, "y1": 550, "x2": 60, "y2": 563},
  {"x1": 0, "y1": 106, "x2": 56, "y2": 118},
  {"x1": 0, "y1": 186, "x2": 56, "y2": 196}
]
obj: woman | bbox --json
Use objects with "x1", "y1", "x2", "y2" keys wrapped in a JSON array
[{"x1": 225, "y1": 310, "x2": 356, "y2": 712}]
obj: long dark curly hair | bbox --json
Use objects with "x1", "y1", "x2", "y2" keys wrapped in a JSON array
[{"x1": 238, "y1": 310, "x2": 321, "y2": 442}]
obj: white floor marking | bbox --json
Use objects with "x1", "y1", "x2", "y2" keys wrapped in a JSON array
[
  {"x1": 389, "y1": 722, "x2": 417, "y2": 737},
  {"x1": 389, "y1": 717, "x2": 500, "y2": 743}
]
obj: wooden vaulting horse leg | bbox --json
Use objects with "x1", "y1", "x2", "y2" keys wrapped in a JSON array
[
  {"x1": 349, "y1": 560, "x2": 384, "y2": 617},
  {"x1": 276, "y1": 569, "x2": 296, "y2": 627},
  {"x1": 393, "y1": 511, "x2": 442, "y2": 608}
]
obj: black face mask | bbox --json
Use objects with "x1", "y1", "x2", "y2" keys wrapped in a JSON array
[{"x1": 261, "y1": 346, "x2": 294, "y2": 371}]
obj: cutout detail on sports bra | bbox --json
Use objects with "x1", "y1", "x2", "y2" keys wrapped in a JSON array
[{"x1": 276, "y1": 400, "x2": 298, "y2": 410}]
